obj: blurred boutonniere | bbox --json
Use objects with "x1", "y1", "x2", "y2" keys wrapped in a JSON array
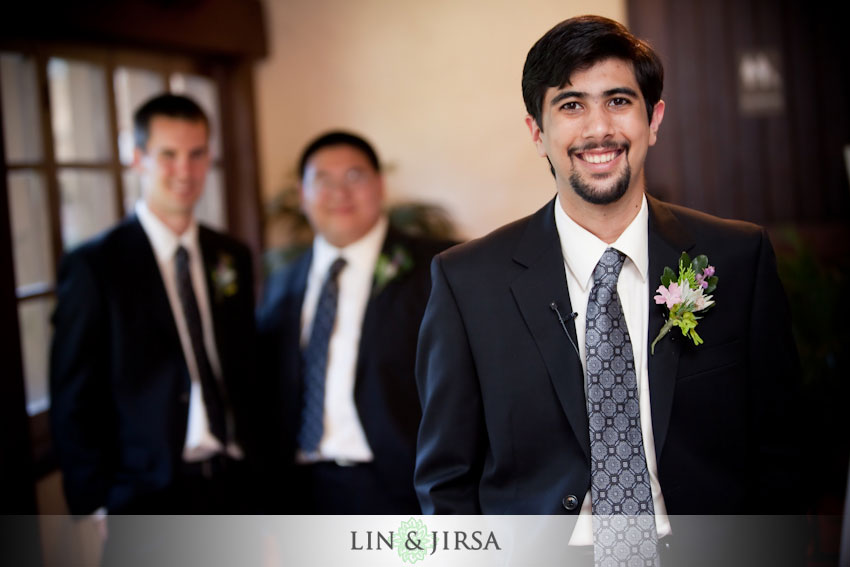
[
  {"x1": 373, "y1": 244, "x2": 413, "y2": 294},
  {"x1": 651, "y1": 252, "x2": 718, "y2": 354},
  {"x1": 211, "y1": 252, "x2": 238, "y2": 301}
]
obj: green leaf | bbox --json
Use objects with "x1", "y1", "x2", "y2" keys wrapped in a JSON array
[
  {"x1": 661, "y1": 266, "x2": 675, "y2": 286},
  {"x1": 679, "y1": 252, "x2": 691, "y2": 270},
  {"x1": 705, "y1": 275, "x2": 718, "y2": 294},
  {"x1": 693, "y1": 254, "x2": 709, "y2": 272}
]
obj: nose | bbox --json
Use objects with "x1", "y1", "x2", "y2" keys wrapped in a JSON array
[
  {"x1": 316, "y1": 177, "x2": 356, "y2": 198},
  {"x1": 175, "y1": 155, "x2": 192, "y2": 177},
  {"x1": 581, "y1": 104, "x2": 615, "y2": 141}
]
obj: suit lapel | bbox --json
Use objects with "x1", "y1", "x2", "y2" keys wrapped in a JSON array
[
  {"x1": 199, "y1": 228, "x2": 217, "y2": 299},
  {"x1": 199, "y1": 228, "x2": 238, "y2": 382},
  {"x1": 199, "y1": 228, "x2": 222, "y2": 348},
  {"x1": 646, "y1": 195, "x2": 694, "y2": 459},
  {"x1": 121, "y1": 217, "x2": 189, "y2": 389},
  {"x1": 287, "y1": 249, "x2": 313, "y2": 377},
  {"x1": 125, "y1": 217, "x2": 183, "y2": 343},
  {"x1": 510, "y1": 199, "x2": 590, "y2": 461},
  {"x1": 355, "y1": 227, "x2": 405, "y2": 401}
]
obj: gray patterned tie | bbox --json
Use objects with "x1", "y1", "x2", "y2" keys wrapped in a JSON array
[
  {"x1": 585, "y1": 247, "x2": 659, "y2": 567},
  {"x1": 298, "y1": 257, "x2": 347, "y2": 453}
]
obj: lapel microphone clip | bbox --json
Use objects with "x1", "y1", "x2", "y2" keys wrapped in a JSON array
[{"x1": 550, "y1": 301, "x2": 580, "y2": 358}]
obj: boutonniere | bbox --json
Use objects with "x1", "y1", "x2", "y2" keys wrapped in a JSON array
[
  {"x1": 210, "y1": 252, "x2": 238, "y2": 301},
  {"x1": 373, "y1": 244, "x2": 414, "y2": 294},
  {"x1": 651, "y1": 252, "x2": 718, "y2": 354}
]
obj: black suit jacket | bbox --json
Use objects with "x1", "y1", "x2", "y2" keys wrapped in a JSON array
[
  {"x1": 257, "y1": 226, "x2": 452, "y2": 512},
  {"x1": 49, "y1": 216, "x2": 257, "y2": 516},
  {"x1": 415, "y1": 195, "x2": 802, "y2": 516}
]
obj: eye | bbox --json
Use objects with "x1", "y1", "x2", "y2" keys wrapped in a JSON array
[
  {"x1": 560, "y1": 101, "x2": 582, "y2": 112},
  {"x1": 310, "y1": 172, "x2": 333, "y2": 191},
  {"x1": 609, "y1": 97, "x2": 631, "y2": 107},
  {"x1": 345, "y1": 168, "x2": 368, "y2": 184}
]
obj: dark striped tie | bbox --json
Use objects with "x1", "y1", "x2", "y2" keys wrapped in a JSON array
[{"x1": 175, "y1": 245, "x2": 228, "y2": 445}]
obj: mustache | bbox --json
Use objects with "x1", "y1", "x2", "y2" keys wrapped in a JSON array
[{"x1": 568, "y1": 141, "x2": 629, "y2": 156}]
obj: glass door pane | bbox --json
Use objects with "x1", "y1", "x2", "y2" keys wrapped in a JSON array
[
  {"x1": 47, "y1": 58, "x2": 112, "y2": 163},
  {"x1": 114, "y1": 66, "x2": 166, "y2": 166},
  {"x1": 7, "y1": 171, "x2": 54, "y2": 292},
  {"x1": 0, "y1": 52, "x2": 43, "y2": 163},
  {"x1": 58, "y1": 169, "x2": 117, "y2": 249},
  {"x1": 19, "y1": 298, "x2": 54, "y2": 416}
]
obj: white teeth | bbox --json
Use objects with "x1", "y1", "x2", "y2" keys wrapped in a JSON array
[{"x1": 583, "y1": 151, "x2": 617, "y2": 164}]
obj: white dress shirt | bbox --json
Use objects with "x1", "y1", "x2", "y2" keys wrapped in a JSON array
[
  {"x1": 135, "y1": 201, "x2": 239, "y2": 461},
  {"x1": 298, "y1": 216, "x2": 389, "y2": 463},
  {"x1": 553, "y1": 194, "x2": 671, "y2": 545}
]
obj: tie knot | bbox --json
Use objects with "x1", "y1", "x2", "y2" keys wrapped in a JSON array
[
  {"x1": 592, "y1": 247, "x2": 626, "y2": 286},
  {"x1": 327, "y1": 257, "x2": 347, "y2": 281},
  {"x1": 175, "y1": 245, "x2": 189, "y2": 268}
]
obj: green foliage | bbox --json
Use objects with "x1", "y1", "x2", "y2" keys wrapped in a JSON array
[
  {"x1": 388, "y1": 202, "x2": 457, "y2": 241},
  {"x1": 774, "y1": 228, "x2": 850, "y2": 387},
  {"x1": 692, "y1": 254, "x2": 709, "y2": 272}
]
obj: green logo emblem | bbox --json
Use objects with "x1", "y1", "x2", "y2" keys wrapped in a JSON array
[{"x1": 394, "y1": 517, "x2": 432, "y2": 564}]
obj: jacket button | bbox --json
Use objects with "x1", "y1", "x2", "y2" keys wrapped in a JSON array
[
  {"x1": 562, "y1": 494, "x2": 579, "y2": 511},
  {"x1": 180, "y1": 392, "x2": 190, "y2": 403}
]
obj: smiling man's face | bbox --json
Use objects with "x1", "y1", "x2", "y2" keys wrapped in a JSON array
[
  {"x1": 300, "y1": 144, "x2": 385, "y2": 248},
  {"x1": 135, "y1": 116, "x2": 210, "y2": 219},
  {"x1": 527, "y1": 57, "x2": 664, "y2": 207}
]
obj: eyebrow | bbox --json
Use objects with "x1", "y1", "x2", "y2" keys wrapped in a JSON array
[{"x1": 549, "y1": 87, "x2": 640, "y2": 107}]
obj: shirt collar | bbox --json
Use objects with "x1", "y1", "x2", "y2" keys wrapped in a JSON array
[
  {"x1": 135, "y1": 200, "x2": 200, "y2": 262},
  {"x1": 554, "y1": 193, "x2": 649, "y2": 291},
  {"x1": 312, "y1": 215, "x2": 389, "y2": 275}
]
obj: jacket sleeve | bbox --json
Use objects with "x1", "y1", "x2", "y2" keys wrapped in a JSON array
[
  {"x1": 49, "y1": 249, "x2": 114, "y2": 516},
  {"x1": 414, "y1": 254, "x2": 485, "y2": 513},
  {"x1": 222, "y1": 242, "x2": 261, "y2": 463},
  {"x1": 747, "y1": 229, "x2": 805, "y2": 512}
]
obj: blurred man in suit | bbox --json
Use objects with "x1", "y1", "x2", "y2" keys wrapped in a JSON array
[
  {"x1": 50, "y1": 93, "x2": 258, "y2": 522},
  {"x1": 414, "y1": 15, "x2": 803, "y2": 566},
  {"x1": 258, "y1": 131, "x2": 452, "y2": 513}
]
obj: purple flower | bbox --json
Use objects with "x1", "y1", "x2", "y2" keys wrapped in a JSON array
[
  {"x1": 695, "y1": 265, "x2": 715, "y2": 289},
  {"x1": 654, "y1": 282, "x2": 682, "y2": 309}
]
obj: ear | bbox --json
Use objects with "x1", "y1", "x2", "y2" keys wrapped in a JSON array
[
  {"x1": 375, "y1": 173, "x2": 386, "y2": 201},
  {"x1": 525, "y1": 115, "x2": 548, "y2": 158},
  {"x1": 132, "y1": 147, "x2": 146, "y2": 172},
  {"x1": 648, "y1": 100, "x2": 665, "y2": 146},
  {"x1": 297, "y1": 180, "x2": 307, "y2": 212}
]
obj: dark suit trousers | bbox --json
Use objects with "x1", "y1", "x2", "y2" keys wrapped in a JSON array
[
  {"x1": 291, "y1": 461, "x2": 420, "y2": 514},
  {"x1": 101, "y1": 456, "x2": 262, "y2": 567}
]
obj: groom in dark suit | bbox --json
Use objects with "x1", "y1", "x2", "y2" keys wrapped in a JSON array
[
  {"x1": 415, "y1": 15, "x2": 803, "y2": 565},
  {"x1": 257, "y1": 131, "x2": 451, "y2": 513},
  {"x1": 50, "y1": 94, "x2": 257, "y2": 520}
]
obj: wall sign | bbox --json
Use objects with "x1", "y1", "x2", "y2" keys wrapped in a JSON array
[{"x1": 738, "y1": 49, "x2": 785, "y2": 116}]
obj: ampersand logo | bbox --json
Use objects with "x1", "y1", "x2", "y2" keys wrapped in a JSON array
[{"x1": 394, "y1": 518, "x2": 432, "y2": 563}]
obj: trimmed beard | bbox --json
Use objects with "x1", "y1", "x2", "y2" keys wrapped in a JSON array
[{"x1": 568, "y1": 156, "x2": 631, "y2": 205}]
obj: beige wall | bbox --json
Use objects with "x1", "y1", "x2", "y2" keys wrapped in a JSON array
[{"x1": 256, "y1": 0, "x2": 626, "y2": 240}]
